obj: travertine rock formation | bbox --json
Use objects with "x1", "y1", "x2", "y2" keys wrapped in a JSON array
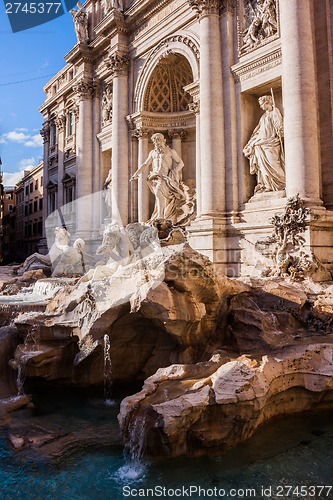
[
  {"x1": 10, "y1": 244, "x2": 245, "y2": 387},
  {"x1": 0, "y1": 326, "x2": 20, "y2": 398},
  {"x1": 119, "y1": 343, "x2": 333, "y2": 458}
]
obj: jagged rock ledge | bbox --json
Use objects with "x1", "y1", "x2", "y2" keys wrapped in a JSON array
[{"x1": 119, "y1": 343, "x2": 333, "y2": 458}]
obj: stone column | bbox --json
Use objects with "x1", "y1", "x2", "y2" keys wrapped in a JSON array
[
  {"x1": 135, "y1": 128, "x2": 150, "y2": 223},
  {"x1": 168, "y1": 129, "x2": 187, "y2": 181},
  {"x1": 189, "y1": 101, "x2": 201, "y2": 217},
  {"x1": 73, "y1": 79, "x2": 94, "y2": 238},
  {"x1": 107, "y1": 52, "x2": 129, "y2": 226},
  {"x1": 189, "y1": 0, "x2": 226, "y2": 216},
  {"x1": 40, "y1": 120, "x2": 50, "y2": 238},
  {"x1": 280, "y1": 0, "x2": 322, "y2": 203},
  {"x1": 55, "y1": 112, "x2": 66, "y2": 211},
  {"x1": 220, "y1": 0, "x2": 239, "y2": 220},
  {"x1": 92, "y1": 80, "x2": 101, "y2": 238}
]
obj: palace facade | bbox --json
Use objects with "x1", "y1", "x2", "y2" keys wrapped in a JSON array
[{"x1": 39, "y1": 0, "x2": 333, "y2": 277}]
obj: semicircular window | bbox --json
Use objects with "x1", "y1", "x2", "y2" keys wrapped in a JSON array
[{"x1": 144, "y1": 54, "x2": 193, "y2": 113}]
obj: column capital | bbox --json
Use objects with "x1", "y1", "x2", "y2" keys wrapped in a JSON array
[
  {"x1": 168, "y1": 129, "x2": 188, "y2": 140},
  {"x1": 40, "y1": 121, "x2": 50, "y2": 143},
  {"x1": 105, "y1": 51, "x2": 129, "y2": 77},
  {"x1": 188, "y1": 0, "x2": 221, "y2": 17},
  {"x1": 133, "y1": 127, "x2": 150, "y2": 140},
  {"x1": 220, "y1": 0, "x2": 235, "y2": 16},
  {"x1": 72, "y1": 79, "x2": 95, "y2": 100},
  {"x1": 188, "y1": 101, "x2": 200, "y2": 114}
]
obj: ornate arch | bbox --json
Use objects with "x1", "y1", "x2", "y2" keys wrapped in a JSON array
[{"x1": 134, "y1": 32, "x2": 200, "y2": 113}]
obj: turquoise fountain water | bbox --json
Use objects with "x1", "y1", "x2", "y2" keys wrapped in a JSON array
[{"x1": 0, "y1": 388, "x2": 332, "y2": 500}]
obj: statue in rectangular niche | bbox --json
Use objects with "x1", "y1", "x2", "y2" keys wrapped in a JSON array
[{"x1": 243, "y1": 94, "x2": 285, "y2": 194}]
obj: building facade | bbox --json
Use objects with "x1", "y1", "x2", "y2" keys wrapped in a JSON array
[
  {"x1": 15, "y1": 162, "x2": 44, "y2": 260},
  {"x1": 1, "y1": 186, "x2": 16, "y2": 263},
  {"x1": 39, "y1": 0, "x2": 333, "y2": 276}
]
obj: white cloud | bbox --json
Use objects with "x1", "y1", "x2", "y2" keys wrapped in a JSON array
[
  {"x1": 24, "y1": 134, "x2": 43, "y2": 148},
  {"x1": 0, "y1": 129, "x2": 43, "y2": 148},
  {"x1": 19, "y1": 157, "x2": 36, "y2": 168},
  {"x1": 5, "y1": 131, "x2": 30, "y2": 142},
  {"x1": 2, "y1": 170, "x2": 26, "y2": 186}
]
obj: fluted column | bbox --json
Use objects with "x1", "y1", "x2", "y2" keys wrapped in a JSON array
[
  {"x1": 92, "y1": 80, "x2": 101, "y2": 236},
  {"x1": 40, "y1": 120, "x2": 50, "y2": 237},
  {"x1": 189, "y1": 101, "x2": 201, "y2": 217},
  {"x1": 55, "y1": 112, "x2": 66, "y2": 210},
  {"x1": 135, "y1": 128, "x2": 150, "y2": 223},
  {"x1": 73, "y1": 79, "x2": 94, "y2": 237},
  {"x1": 280, "y1": 0, "x2": 322, "y2": 203},
  {"x1": 107, "y1": 52, "x2": 129, "y2": 225},
  {"x1": 189, "y1": 0, "x2": 226, "y2": 216}
]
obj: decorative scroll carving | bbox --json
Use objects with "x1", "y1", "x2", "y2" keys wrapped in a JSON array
[
  {"x1": 72, "y1": 80, "x2": 95, "y2": 100},
  {"x1": 101, "y1": 84, "x2": 113, "y2": 126},
  {"x1": 188, "y1": 0, "x2": 221, "y2": 16},
  {"x1": 241, "y1": 0, "x2": 278, "y2": 54},
  {"x1": 55, "y1": 113, "x2": 66, "y2": 132},
  {"x1": 259, "y1": 195, "x2": 315, "y2": 280},
  {"x1": 40, "y1": 122, "x2": 50, "y2": 143},
  {"x1": 188, "y1": 101, "x2": 200, "y2": 114},
  {"x1": 105, "y1": 52, "x2": 129, "y2": 76},
  {"x1": 73, "y1": 103, "x2": 80, "y2": 121}
]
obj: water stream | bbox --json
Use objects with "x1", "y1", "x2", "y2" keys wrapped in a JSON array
[{"x1": 103, "y1": 334, "x2": 115, "y2": 406}]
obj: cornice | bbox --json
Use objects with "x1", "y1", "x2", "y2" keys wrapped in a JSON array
[
  {"x1": 231, "y1": 46, "x2": 281, "y2": 83},
  {"x1": 65, "y1": 43, "x2": 94, "y2": 65},
  {"x1": 125, "y1": 0, "x2": 174, "y2": 34},
  {"x1": 94, "y1": 8, "x2": 127, "y2": 37}
]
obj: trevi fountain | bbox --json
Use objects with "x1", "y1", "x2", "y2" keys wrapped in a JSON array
[{"x1": 1, "y1": 129, "x2": 333, "y2": 498}]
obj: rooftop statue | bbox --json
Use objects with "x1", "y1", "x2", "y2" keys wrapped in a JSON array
[
  {"x1": 243, "y1": 93, "x2": 285, "y2": 194},
  {"x1": 71, "y1": 2, "x2": 89, "y2": 44}
]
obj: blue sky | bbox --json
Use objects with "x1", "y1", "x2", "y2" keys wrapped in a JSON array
[{"x1": 0, "y1": 4, "x2": 77, "y2": 185}]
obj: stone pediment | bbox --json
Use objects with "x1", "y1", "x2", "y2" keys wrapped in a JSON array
[
  {"x1": 46, "y1": 179, "x2": 58, "y2": 190},
  {"x1": 61, "y1": 173, "x2": 76, "y2": 185}
]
